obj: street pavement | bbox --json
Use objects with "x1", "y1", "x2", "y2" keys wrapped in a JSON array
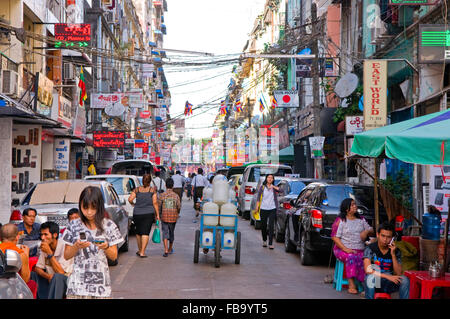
[{"x1": 109, "y1": 196, "x2": 362, "y2": 299}]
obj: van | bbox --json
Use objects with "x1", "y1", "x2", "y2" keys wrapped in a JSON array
[{"x1": 237, "y1": 164, "x2": 292, "y2": 219}]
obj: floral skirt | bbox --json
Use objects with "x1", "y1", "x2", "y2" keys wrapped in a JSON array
[{"x1": 333, "y1": 246, "x2": 365, "y2": 283}]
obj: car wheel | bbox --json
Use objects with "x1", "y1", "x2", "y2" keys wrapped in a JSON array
[
  {"x1": 284, "y1": 220, "x2": 296, "y2": 253},
  {"x1": 299, "y1": 230, "x2": 315, "y2": 266},
  {"x1": 119, "y1": 234, "x2": 129, "y2": 252},
  {"x1": 275, "y1": 222, "x2": 284, "y2": 243}
]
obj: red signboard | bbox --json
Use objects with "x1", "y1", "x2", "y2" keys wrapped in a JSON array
[
  {"x1": 140, "y1": 111, "x2": 151, "y2": 118},
  {"x1": 55, "y1": 24, "x2": 91, "y2": 42},
  {"x1": 134, "y1": 141, "x2": 149, "y2": 153},
  {"x1": 93, "y1": 131, "x2": 125, "y2": 148}
]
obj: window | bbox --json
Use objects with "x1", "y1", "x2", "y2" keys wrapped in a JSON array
[
  {"x1": 289, "y1": 181, "x2": 306, "y2": 195},
  {"x1": 325, "y1": 186, "x2": 349, "y2": 208},
  {"x1": 109, "y1": 187, "x2": 120, "y2": 206},
  {"x1": 296, "y1": 187, "x2": 314, "y2": 206}
]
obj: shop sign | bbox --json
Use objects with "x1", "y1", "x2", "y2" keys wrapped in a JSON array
[
  {"x1": 58, "y1": 95, "x2": 72, "y2": 129},
  {"x1": 140, "y1": 111, "x2": 151, "y2": 118},
  {"x1": 54, "y1": 138, "x2": 71, "y2": 171},
  {"x1": 93, "y1": 131, "x2": 125, "y2": 148},
  {"x1": 429, "y1": 165, "x2": 450, "y2": 213},
  {"x1": 273, "y1": 91, "x2": 299, "y2": 108},
  {"x1": 418, "y1": 25, "x2": 450, "y2": 63},
  {"x1": 363, "y1": 60, "x2": 387, "y2": 130},
  {"x1": 36, "y1": 72, "x2": 54, "y2": 116},
  {"x1": 345, "y1": 116, "x2": 364, "y2": 136},
  {"x1": 390, "y1": 0, "x2": 432, "y2": 5},
  {"x1": 91, "y1": 93, "x2": 129, "y2": 109},
  {"x1": 309, "y1": 136, "x2": 325, "y2": 158},
  {"x1": 127, "y1": 91, "x2": 144, "y2": 108},
  {"x1": 55, "y1": 23, "x2": 91, "y2": 42}
]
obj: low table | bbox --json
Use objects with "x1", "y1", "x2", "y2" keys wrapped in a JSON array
[{"x1": 405, "y1": 270, "x2": 450, "y2": 299}]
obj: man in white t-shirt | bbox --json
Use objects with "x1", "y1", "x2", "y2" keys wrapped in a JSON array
[
  {"x1": 32, "y1": 221, "x2": 74, "y2": 299},
  {"x1": 172, "y1": 170, "x2": 185, "y2": 201},
  {"x1": 192, "y1": 168, "x2": 209, "y2": 215},
  {"x1": 152, "y1": 170, "x2": 166, "y2": 194}
]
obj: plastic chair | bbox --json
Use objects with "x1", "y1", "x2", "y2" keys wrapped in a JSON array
[
  {"x1": 333, "y1": 259, "x2": 363, "y2": 292},
  {"x1": 374, "y1": 292, "x2": 391, "y2": 299}
]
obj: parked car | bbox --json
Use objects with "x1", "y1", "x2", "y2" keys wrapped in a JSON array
[
  {"x1": 228, "y1": 174, "x2": 243, "y2": 208},
  {"x1": 275, "y1": 179, "x2": 329, "y2": 242},
  {"x1": 0, "y1": 249, "x2": 34, "y2": 299},
  {"x1": 110, "y1": 159, "x2": 154, "y2": 177},
  {"x1": 237, "y1": 164, "x2": 293, "y2": 220},
  {"x1": 249, "y1": 176, "x2": 291, "y2": 229},
  {"x1": 9, "y1": 180, "x2": 130, "y2": 265},
  {"x1": 85, "y1": 175, "x2": 141, "y2": 233},
  {"x1": 226, "y1": 165, "x2": 246, "y2": 180},
  {"x1": 283, "y1": 182, "x2": 387, "y2": 266}
]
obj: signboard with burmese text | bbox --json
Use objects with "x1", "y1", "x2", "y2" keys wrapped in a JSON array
[{"x1": 363, "y1": 60, "x2": 387, "y2": 130}]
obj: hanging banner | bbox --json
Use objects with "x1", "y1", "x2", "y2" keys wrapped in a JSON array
[
  {"x1": 309, "y1": 136, "x2": 325, "y2": 159},
  {"x1": 273, "y1": 90, "x2": 299, "y2": 108},
  {"x1": 363, "y1": 60, "x2": 387, "y2": 131},
  {"x1": 345, "y1": 115, "x2": 365, "y2": 136}
]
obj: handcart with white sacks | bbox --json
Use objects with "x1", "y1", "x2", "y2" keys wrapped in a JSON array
[{"x1": 193, "y1": 175, "x2": 241, "y2": 268}]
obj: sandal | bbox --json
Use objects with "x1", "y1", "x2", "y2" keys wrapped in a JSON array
[{"x1": 348, "y1": 287, "x2": 358, "y2": 294}]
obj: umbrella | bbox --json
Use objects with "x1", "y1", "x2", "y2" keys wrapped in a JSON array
[{"x1": 351, "y1": 109, "x2": 450, "y2": 165}]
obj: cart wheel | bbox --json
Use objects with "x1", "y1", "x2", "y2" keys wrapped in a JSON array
[
  {"x1": 235, "y1": 231, "x2": 241, "y2": 264},
  {"x1": 194, "y1": 230, "x2": 200, "y2": 263},
  {"x1": 214, "y1": 231, "x2": 221, "y2": 268}
]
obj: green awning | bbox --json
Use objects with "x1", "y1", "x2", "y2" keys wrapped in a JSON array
[{"x1": 351, "y1": 109, "x2": 450, "y2": 165}]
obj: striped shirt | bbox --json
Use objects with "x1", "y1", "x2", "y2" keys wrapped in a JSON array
[{"x1": 159, "y1": 189, "x2": 181, "y2": 223}]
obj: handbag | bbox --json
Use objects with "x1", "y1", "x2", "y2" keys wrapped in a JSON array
[
  {"x1": 152, "y1": 220, "x2": 161, "y2": 243},
  {"x1": 253, "y1": 186, "x2": 264, "y2": 220}
]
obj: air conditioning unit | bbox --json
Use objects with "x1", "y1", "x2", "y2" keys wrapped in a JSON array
[
  {"x1": 2, "y1": 69, "x2": 18, "y2": 98},
  {"x1": 63, "y1": 63, "x2": 74, "y2": 81}
]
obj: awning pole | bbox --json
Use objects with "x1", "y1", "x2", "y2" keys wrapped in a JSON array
[{"x1": 374, "y1": 158, "x2": 380, "y2": 231}]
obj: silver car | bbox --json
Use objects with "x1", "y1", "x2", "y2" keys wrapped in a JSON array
[{"x1": 9, "y1": 180, "x2": 130, "y2": 264}]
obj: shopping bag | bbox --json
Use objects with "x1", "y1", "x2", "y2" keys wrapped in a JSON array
[
  {"x1": 152, "y1": 220, "x2": 161, "y2": 243},
  {"x1": 252, "y1": 187, "x2": 263, "y2": 221}
]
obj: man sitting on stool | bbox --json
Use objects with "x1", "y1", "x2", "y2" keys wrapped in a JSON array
[
  {"x1": 363, "y1": 222, "x2": 409, "y2": 299},
  {"x1": 32, "y1": 222, "x2": 73, "y2": 299}
]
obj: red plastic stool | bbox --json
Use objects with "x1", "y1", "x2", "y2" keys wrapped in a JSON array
[{"x1": 374, "y1": 293, "x2": 391, "y2": 299}]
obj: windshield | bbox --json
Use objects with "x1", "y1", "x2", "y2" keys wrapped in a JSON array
[
  {"x1": 352, "y1": 186, "x2": 378, "y2": 210},
  {"x1": 248, "y1": 166, "x2": 293, "y2": 182},
  {"x1": 289, "y1": 181, "x2": 306, "y2": 195},
  {"x1": 111, "y1": 161, "x2": 153, "y2": 176},
  {"x1": 325, "y1": 186, "x2": 352, "y2": 207},
  {"x1": 29, "y1": 182, "x2": 101, "y2": 205}
]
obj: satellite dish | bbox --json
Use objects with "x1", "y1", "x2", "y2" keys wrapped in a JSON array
[
  {"x1": 105, "y1": 103, "x2": 125, "y2": 117},
  {"x1": 334, "y1": 73, "x2": 358, "y2": 98}
]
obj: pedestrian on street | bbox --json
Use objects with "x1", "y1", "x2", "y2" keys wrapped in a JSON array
[
  {"x1": 17, "y1": 208, "x2": 41, "y2": 257},
  {"x1": 62, "y1": 186, "x2": 124, "y2": 299},
  {"x1": 172, "y1": 170, "x2": 185, "y2": 201},
  {"x1": 331, "y1": 198, "x2": 374, "y2": 294},
  {"x1": 152, "y1": 170, "x2": 166, "y2": 194},
  {"x1": 32, "y1": 222, "x2": 74, "y2": 299},
  {"x1": 128, "y1": 174, "x2": 160, "y2": 258},
  {"x1": 192, "y1": 168, "x2": 209, "y2": 217},
  {"x1": 255, "y1": 174, "x2": 279, "y2": 249},
  {"x1": 185, "y1": 173, "x2": 193, "y2": 200},
  {"x1": 159, "y1": 178, "x2": 181, "y2": 257}
]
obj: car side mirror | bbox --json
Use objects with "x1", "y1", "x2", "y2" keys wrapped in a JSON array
[
  {"x1": 290, "y1": 199, "x2": 296, "y2": 206},
  {"x1": 238, "y1": 177, "x2": 242, "y2": 185},
  {"x1": 4, "y1": 249, "x2": 22, "y2": 273}
]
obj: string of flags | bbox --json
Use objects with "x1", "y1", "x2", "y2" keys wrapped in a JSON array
[
  {"x1": 234, "y1": 99, "x2": 243, "y2": 113},
  {"x1": 271, "y1": 96, "x2": 278, "y2": 109}
]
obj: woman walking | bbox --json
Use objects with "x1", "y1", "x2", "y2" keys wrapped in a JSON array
[
  {"x1": 128, "y1": 174, "x2": 160, "y2": 258},
  {"x1": 255, "y1": 174, "x2": 279, "y2": 249},
  {"x1": 62, "y1": 186, "x2": 123, "y2": 299},
  {"x1": 331, "y1": 198, "x2": 374, "y2": 294},
  {"x1": 185, "y1": 173, "x2": 193, "y2": 200}
]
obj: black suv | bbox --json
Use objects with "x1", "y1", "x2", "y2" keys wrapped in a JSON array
[{"x1": 283, "y1": 182, "x2": 387, "y2": 266}]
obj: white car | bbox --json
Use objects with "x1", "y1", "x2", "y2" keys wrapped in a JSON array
[
  {"x1": 237, "y1": 164, "x2": 293, "y2": 220},
  {"x1": 84, "y1": 174, "x2": 141, "y2": 218}
]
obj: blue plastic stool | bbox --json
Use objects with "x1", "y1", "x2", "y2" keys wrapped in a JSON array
[{"x1": 333, "y1": 259, "x2": 363, "y2": 292}]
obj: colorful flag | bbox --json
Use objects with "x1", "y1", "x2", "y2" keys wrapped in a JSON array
[
  {"x1": 78, "y1": 66, "x2": 87, "y2": 106},
  {"x1": 234, "y1": 99, "x2": 242, "y2": 113},
  {"x1": 185, "y1": 101, "x2": 193, "y2": 116},
  {"x1": 271, "y1": 96, "x2": 278, "y2": 109},
  {"x1": 259, "y1": 97, "x2": 265, "y2": 112}
]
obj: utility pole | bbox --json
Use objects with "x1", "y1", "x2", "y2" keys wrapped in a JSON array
[{"x1": 311, "y1": 3, "x2": 324, "y2": 179}]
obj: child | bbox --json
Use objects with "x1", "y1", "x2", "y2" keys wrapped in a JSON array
[{"x1": 62, "y1": 186, "x2": 123, "y2": 299}]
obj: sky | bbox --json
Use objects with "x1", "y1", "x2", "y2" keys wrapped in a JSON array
[{"x1": 164, "y1": 0, "x2": 267, "y2": 139}]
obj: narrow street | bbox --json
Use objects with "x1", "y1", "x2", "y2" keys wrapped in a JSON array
[{"x1": 110, "y1": 197, "x2": 360, "y2": 299}]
